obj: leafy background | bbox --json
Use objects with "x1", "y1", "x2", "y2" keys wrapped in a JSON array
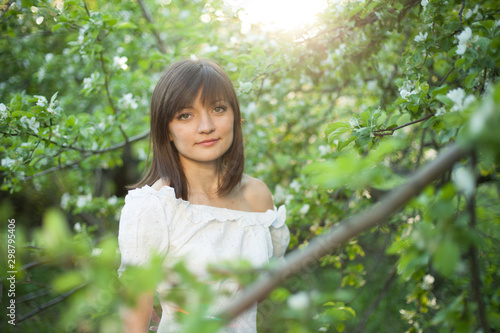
[{"x1": 1, "y1": 0, "x2": 499, "y2": 332}]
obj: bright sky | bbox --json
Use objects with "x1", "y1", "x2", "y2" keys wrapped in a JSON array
[{"x1": 226, "y1": 0, "x2": 328, "y2": 31}]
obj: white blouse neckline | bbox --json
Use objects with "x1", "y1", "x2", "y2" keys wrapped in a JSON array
[
  {"x1": 148, "y1": 184, "x2": 275, "y2": 214},
  {"x1": 127, "y1": 185, "x2": 287, "y2": 227}
]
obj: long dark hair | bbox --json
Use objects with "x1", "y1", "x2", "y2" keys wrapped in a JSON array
[{"x1": 132, "y1": 58, "x2": 244, "y2": 200}]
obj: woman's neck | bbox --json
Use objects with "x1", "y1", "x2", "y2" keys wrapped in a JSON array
[{"x1": 181, "y1": 158, "x2": 221, "y2": 198}]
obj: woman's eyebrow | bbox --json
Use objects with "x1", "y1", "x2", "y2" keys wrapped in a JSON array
[{"x1": 209, "y1": 100, "x2": 229, "y2": 106}]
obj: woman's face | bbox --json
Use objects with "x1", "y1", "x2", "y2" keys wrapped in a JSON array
[{"x1": 168, "y1": 90, "x2": 234, "y2": 166}]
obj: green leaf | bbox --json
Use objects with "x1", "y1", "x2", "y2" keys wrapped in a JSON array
[
  {"x1": 454, "y1": 58, "x2": 466, "y2": 68},
  {"x1": 116, "y1": 22, "x2": 137, "y2": 30},
  {"x1": 66, "y1": 115, "x2": 76, "y2": 126},
  {"x1": 11, "y1": 110, "x2": 28, "y2": 118},
  {"x1": 394, "y1": 96, "x2": 406, "y2": 106},
  {"x1": 338, "y1": 135, "x2": 357, "y2": 151},
  {"x1": 435, "y1": 94, "x2": 454, "y2": 107},
  {"x1": 328, "y1": 127, "x2": 351, "y2": 143},
  {"x1": 465, "y1": 72, "x2": 478, "y2": 89},
  {"x1": 432, "y1": 238, "x2": 460, "y2": 276},
  {"x1": 52, "y1": 22, "x2": 65, "y2": 33},
  {"x1": 325, "y1": 122, "x2": 351, "y2": 133},
  {"x1": 430, "y1": 85, "x2": 449, "y2": 97},
  {"x1": 52, "y1": 271, "x2": 85, "y2": 293}
]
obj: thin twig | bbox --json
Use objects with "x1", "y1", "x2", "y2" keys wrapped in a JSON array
[
  {"x1": 17, "y1": 283, "x2": 89, "y2": 323},
  {"x1": 217, "y1": 144, "x2": 469, "y2": 322},
  {"x1": 19, "y1": 130, "x2": 150, "y2": 181},
  {"x1": 467, "y1": 152, "x2": 491, "y2": 333},
  {"x1": 99, "y1": 51, "x2": 129, "y2": 142},
  {"x1": 136, "y1": 0, "x2": 167, "y2": 54},
  {"x1": 5, "y1": 129, "x2": 149, "y2": 155},
  {"x1": 458, "y1": 0, "x2": 466, "y2": 29},
  {"x1": 438, "y1": 66, "x2": 455, "y2": 86},
  {"x1": 415, "y1": 127, "x2": 427, "y2": 170},
  {"x1": 373, "y1": 113, "x2": 434, "y2": 137},
  {"x1": 353, "y1": 268, "x2": 397, "y2": 333}
]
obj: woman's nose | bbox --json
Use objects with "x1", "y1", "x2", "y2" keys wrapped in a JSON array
[{"x1": 198, "y1": 111, "x2": 215, "y2": 134}]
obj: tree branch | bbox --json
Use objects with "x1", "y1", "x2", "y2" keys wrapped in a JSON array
[
  {"x1": 136, "y1": 0, "x2": 167, "y2": 54},
  {"x1": 467, "y1": 152, "x2": 491, "y2": 333},
  {"x1": 458, "y1": 0, "x2": 466, "y2": 29},
  {"x1": 438, "y1": 66, "x2": 455, "y2": 86},
  {"x1": 373, "y1": 113, "x2": 434, "y2": 137},
  {"x1": 353, "y1": 268, "x2": 397, "y2": 333},
  {"x1": 99, "y1": 51, "x2": 129, "y2": 142},
  {"x1": 17, "y1": 283, "x2": 89, "y2": 323},
  {"x1": 216, "y1": 143, "x2": 470, "y2": 322},
  {"x1": 19, "y1": 130, "x2": 150, "y2": 181}
]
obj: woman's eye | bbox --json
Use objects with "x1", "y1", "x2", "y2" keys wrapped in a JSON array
[
  {"x1": 213, "y1": 106, "x2": 227, "y2": 113},
  {"x1": 177, "y1": 113, "x2": 192, "y2": 120}
]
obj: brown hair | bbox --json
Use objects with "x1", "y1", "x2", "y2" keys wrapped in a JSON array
[{"x1": 132, "y1": 58, "x2": 244, "y2": 200}]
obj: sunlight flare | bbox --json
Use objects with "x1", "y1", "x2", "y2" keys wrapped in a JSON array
[{"x1": 227, "y1": 0, "x2": 327, "y2": 31}]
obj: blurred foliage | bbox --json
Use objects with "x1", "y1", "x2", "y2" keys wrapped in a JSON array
[{"x1": 1, "y1": 0, "x2": 499, "y2": 332}]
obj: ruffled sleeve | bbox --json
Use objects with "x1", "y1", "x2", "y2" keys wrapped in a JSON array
[
  {"x1": 117, "y1": 189, "x2": 170, "y2": 275},
  {"x1": 269, "y1": 205, "x2": 290, "y2": 259}
]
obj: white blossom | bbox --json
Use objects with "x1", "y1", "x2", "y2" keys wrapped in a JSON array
[
  {"x1": 112, "y1": 56, "x2": 128, "y2": 70},
  {"x1": 399, "y1": 80, "x2": 418, "y2": 101},
  {"x1": 76, "y1": 193, "x2": 92, "y2": 208},
  {"x1": 47, "y1": 92, "x2": 61, "y2": 115},
  {"x1": 414, "y1": 32, "x2": 428, "y2": 43},
  {"x1": 456, "y1": 27, "x2": 472, "y2": 55},
  {"x1": 458, "y1": 27, "x2": 472, "y2": 44},
  {"x1": 226, "y1": 62, "x2": 238, "y2": 72},
  {"x1": 299, "y1": 204, "x2": 310, "y2": 215},
  {"x1": 35, "y1": 95, "x2": 47, "y2": 107},
  {"x1": 179, "y1": 10, "x2": 190, "y2": 20},
  {"x1": 61, "y1": 192, "x2": 71, "y2": 209},
  {"x1": 470, "y1": 96, "x2": 494, "y2": 134},
  {"x1": 0, "y1": 103, "x2": 7, "y2": 120},
  {"x1": 202, "y1": 45, "x2": 219, "y2": 54},
  {"x1": 424, "y1": 274, "x2": 435, "y2": 285},
  {"x1": 1, "y1": 157, "x2": 16, "y2": 168},
  {"x1": 318, "y1": 145, "x2": 330, "y2": 156},
  {"x1": 273, "y1": 184, "x2": 286, "y2": 203},
  {"x1": 91, "y1": 248, "x2": 103, "y2": 257},
  {"x1": 453, "y1": 166, "x2": 475, "y2": 197},
  {"x1": 456, "y1": 44, "x2": 467, "y2": 55},
  {"x1": 20, "y1": 116, "x2": 40, "y2": 133},
  {"x1": 290, "y1": 179, "x2": 301, "y2": 192},
  {"x1": 118, "y1": 93, "x2": 138, "y2": 110},
  {"x1": 73, "y1": 222, "x2": 82, "y2": 232},
  {"x1": 83, "y1": 72, "x2": 100, "y2": 90},
  {"x1": 287, "y1": 292, "x2": 310, "y2": 310},
  {"x1": 366, "y1": 79, "x2": 378, "y2": 91},
  {"x1": 446, "y1": 88, "x2": 475, "y2": 112},
  {"x1": 108, "y1": 195, "x2": 118, "y2": 205},
  {"x1": 434, "y1": 107, "x2": 447, "y2": 116},
  {"x1": 421, "y1": 0, "x2": 429, "y2": 10}
]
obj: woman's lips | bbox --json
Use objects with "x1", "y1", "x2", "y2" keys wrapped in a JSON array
[{"x1": 196, "y1": 139, "x2": 219, "y2": 147}]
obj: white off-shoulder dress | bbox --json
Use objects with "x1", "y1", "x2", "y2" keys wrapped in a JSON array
[{"x1": 118, "y1": 185, "x2": 290, "y2": 333}]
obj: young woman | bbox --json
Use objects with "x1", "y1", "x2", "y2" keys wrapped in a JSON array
[{"x1": 118, "y1": 59, "x2": 290, "y2": 332}]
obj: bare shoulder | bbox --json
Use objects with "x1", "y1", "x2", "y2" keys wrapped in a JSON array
[
  {"x1": 241, "y1": 174, "x2": 275, "y2": 213},
  {"x1": 152, "y1": 178, "x2": 169, "y2": 191}
]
